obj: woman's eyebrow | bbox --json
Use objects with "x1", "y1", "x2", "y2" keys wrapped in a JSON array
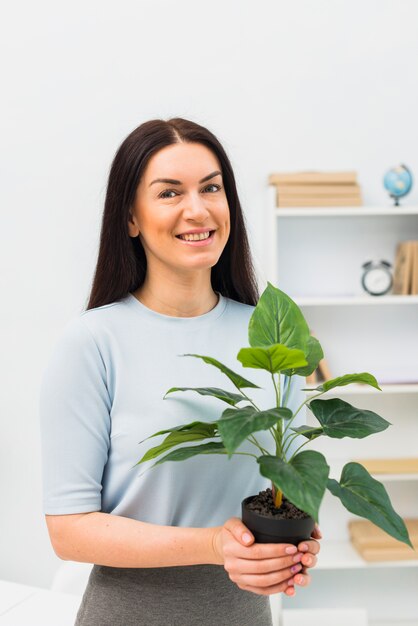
[{"x1": 149, "y1": 170, "x2": 222, "y2": 187}]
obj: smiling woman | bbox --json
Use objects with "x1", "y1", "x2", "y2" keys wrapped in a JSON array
[
  {"x1": 40, "y1": 118, "x2": 320, "y2": 626},
  {"x1": 85, "y1": 117, "x2": 260, "y2": 315}
]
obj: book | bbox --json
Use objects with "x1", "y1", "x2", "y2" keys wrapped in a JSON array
[
  {"x1": 318, "y1": 357, "x2": 333, "y2": 381},
  {"x1": 275, "y1": 183, "x2": 361, "y2": 197},
  {"x1": 269, "y1": 171, "x2": 358, "y2": 185},
  {"x1": 350, "y1": 542, "x2": 418, "y2": 561},
  {"x1": 277, "y1": 195, "x2": 363, "y2": 208},
  {"x1": 392, "y1": 241, "x2": 414, "y2": 295},
  {"x1": 349, "y1": 518, "x2": 418, "y2": 561},
  {"x1": 411, "y1": 241, "x2": 418, "y2": 295},
  {"x1": 305, "y1": 371, "x2": 318, "y2": 385},
  {"x1": 353, "y1": 458, "x2": 418, "y2": 474}
]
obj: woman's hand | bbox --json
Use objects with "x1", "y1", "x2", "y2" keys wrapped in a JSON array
[
  {"x1": 285, "y1": 524, "x2": 322, "y2": 597},
  {"x1": 212, "y1": 518, "x2": 321, "y2": 597}
]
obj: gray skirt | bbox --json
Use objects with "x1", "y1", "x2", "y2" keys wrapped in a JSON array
[{"x1": 74, "y1": 563, "x2": 273, "y2": 626}]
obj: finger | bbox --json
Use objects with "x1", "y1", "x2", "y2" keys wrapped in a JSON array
[
  {"x1": 293, "y1": 571, "x2": 311, "y2": 587},
  {"x1": 284, "y1": 585, "x2": 296, "y2": 596},
  {"x1": 237, "y1": 563, "x2": 303, "y2": 589},
  {"x1": 300, "y1": 553, "x2": 317, "y2": 569},
  {"x1": 223, "y1": 517, "x2": 256, "y2": 546},
  {"x1": 297, "y1": 538, "x2": 321, "y2": 555},
  {"x1": 311, "y1": 523, "x2": 322, "y2": 538},
  {"x1": 238, "y1": 578, "x2": 292, "y2": 597},
  {"x1": 239, "y1": 542, "x2": 300, "y2": 561},
  {"x1": 229, "y1": 553, "x2": 303, "y2": 575}
]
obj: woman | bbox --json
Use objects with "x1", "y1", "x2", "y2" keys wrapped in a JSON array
[{"x1": 39, "y1": 118, "x2": 321, "y2": 626}]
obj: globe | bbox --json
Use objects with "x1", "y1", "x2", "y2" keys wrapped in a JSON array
[{"x1": 383, "y1": 164, "x2": 413, "y2": 206}]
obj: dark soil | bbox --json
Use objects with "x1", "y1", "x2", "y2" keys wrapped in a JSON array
[{"x1": 246, "y1": 488, "x2": 310, "y2": 520}]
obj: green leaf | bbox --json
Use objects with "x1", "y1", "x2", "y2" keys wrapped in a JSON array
[
  {"x1": 248, "y1": 282, "x2": 311, "y2": 353},
  {"x1": 285, "y1": 335, "x2": 324, "y2": 377},
  {"x1": 153, "y1": 441, "x2": 227, "y2": 466},
  {"x1": 237, "y1": 344, "x2": 308, "y2": 374},
  {"x1": 178, "y1": 354, "x2": 261, "y2": 389},
  {"x1": 257, "y1": 450, "x2": 330, "y2": 522},
  {"x1": 163, "y1": 386, "x2": 245, "y2": 406},
  {"x1": 308, "y1": 397, "x2": 391, "y2": 438},
  {"x1": 137, "y1": 420, "x2": 218, "y2": 444},
  {"x1": 302, "y1": 372, "x2": 382, "y2": 393},
  {"x1": 218, "y1": 406, "x2": 292, "y2": 457},
  {"x1": 290, "y1": 425, "x2": 324, "y2": 440},
  {"x1": 327, "y1": 462, "x2": 413, "y2": 548},
  {"x1": 135, "y1": 422, "x2": 219, "y2": 465}
]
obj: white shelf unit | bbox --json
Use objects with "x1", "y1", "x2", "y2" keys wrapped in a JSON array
[{"x1": 264, "y1": 188, "x2": 418, "y2": 626}]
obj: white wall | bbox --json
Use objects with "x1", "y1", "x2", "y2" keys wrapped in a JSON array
[{"x1": 1, "y1": 0, "x2": 418, "y2": 588}]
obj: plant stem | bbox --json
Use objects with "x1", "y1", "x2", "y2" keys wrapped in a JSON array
[
  {"x1": 281, "y1": 431, "x2": 303, "y2": 457},
  {"x1": 272, "y1": 372, "x2": 281, "y2": 408},
  {"x1": 248, "y1": 434, "x2": 270, "y2": 455},
  {"x1": 282, "y1": 374, "x2": 291, "y2": 407},
  {"x1": 235, "y1": 388, "x2": 260, "y2": 412},
  {"x1": 233, "y1": 451, "x2": 259, "y2": 459},
  {"x1": 287, "y1": 439, "x2": 311, "y2": 463},
  {"x1": 282, "y1": 387, "x2": 328, "y2": 442}
]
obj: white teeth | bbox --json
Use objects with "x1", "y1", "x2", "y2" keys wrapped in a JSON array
[{"x1": 179, "y1": 231, "x2": 211, "y2": 241}]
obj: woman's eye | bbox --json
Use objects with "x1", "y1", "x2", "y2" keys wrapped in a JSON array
[
  {"x1": 159, "y1": 189, "x2": 177, "y2": 199},
  {"x1": 159, "y1": 184, "x2": 221, "y2": 199},
  {"x1": 205, "y1": 183, "x2": 221, "y2": 193}
]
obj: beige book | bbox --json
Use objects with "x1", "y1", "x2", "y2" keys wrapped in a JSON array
[
  {"x1": 351, "y1": 541, "x2": 418, "y2": 561},
  {"x1": 353, "y1": 458, "x2": 418, "y2": 474},
  {"x1": 393, "y1": 241, "x2": 414, "y2": 295},
  {"x1": 411, "y1": 241, "x2": 418, "y2": 295},
  {"x1": 317, "y1": 358, "x2": 333, "y2": 381},
  {"x1": 277, "y1": 195, "x2": 363, "y2": 208},
  {"x1": 275, "y1": 183, "x2": 361, "y2": 196},
  {"x1": 305, "y1": 371, "x2": 318, "y2": 385},
  {"x1": 349, "y1": 518, "x2": 418, "y2": 550},
  {"x1": 350, "y1": 517, "x2": 418, "y2": 561},
  {"x1": 269, "y1": 171, "x2": 358, "y2": 185}
]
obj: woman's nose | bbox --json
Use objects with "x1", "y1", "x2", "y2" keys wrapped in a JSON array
[{"x1": 182, "y1": 192, "x2": 210, "y2": 218}]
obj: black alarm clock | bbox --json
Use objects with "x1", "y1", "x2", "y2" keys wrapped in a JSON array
[{"x1": 361, "y1": 260, "x2": 393, "y2": 296}]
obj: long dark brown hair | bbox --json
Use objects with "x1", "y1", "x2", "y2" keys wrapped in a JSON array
[{"x1": 85, "y1": 117, "x2": 260, "y2": 311}]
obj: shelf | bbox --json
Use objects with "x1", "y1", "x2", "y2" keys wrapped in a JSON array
[
  {"x1": 293, "y1": 295, "x2": 418, "y2": 306},
  {"x1": 275, "y1": 206, "x2": 418, "y2": 217},
  {"x1": 304, "y1": 383, "x2": 418, "y2": 395},
  {"x1": 315, "y1": 539, "x2": 418, "y2": 570}
]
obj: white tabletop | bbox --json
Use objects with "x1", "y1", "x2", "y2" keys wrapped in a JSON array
[{"x1": 0, "y1": 580, "x2": 82, "y2": 625}]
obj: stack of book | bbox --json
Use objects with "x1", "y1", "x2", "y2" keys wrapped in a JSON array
[
  {"x1": 268, "y1": 171, "x2": 363, "y2": 207},
  {"x1": 349, "y1": 518, "x2": 418, "y2": 562},
  {"x1": 349, "y1": 457, "x2": 418, "y2": 561},
  {"x1": 353, "y1": 457, "x2": 418, "y2": 475},
  {"x1": 392, "y1": 240, "x2": 418, "y2": 295}
]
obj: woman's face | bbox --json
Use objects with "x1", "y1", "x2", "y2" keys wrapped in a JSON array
[{"x1": 128, "y1": 142, "x2": 230, "y2": 277}]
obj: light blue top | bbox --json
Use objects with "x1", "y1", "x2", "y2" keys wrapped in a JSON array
[{"x1": 39, "y1": 291, "x2": 306, "y2": 527}]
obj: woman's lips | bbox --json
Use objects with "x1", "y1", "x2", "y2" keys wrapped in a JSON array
[{"x1": 176, "y1": 231, "x2": 216, "y2": 247}]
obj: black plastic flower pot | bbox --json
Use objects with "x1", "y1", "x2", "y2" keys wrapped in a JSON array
[{"x1": 241, "y1": 495, "x2": 316, "y2": 545}]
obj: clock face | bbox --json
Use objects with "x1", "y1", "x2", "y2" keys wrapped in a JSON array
[{"x1": 362, "y1": 267, "x2": 393, "y2": 295}]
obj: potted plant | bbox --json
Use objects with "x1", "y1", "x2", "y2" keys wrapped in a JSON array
[{"x1": 133, "y1": 282, "x2": 414, "y2": 549}]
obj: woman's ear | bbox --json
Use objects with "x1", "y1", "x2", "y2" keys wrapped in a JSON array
[{"x1": 128, "y1": 211, "x2": 140, "y2": 237}]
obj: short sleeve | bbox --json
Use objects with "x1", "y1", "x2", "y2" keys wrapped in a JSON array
[{"x1": 39, "y1": 316, "x2": 112, "y2": 514}]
